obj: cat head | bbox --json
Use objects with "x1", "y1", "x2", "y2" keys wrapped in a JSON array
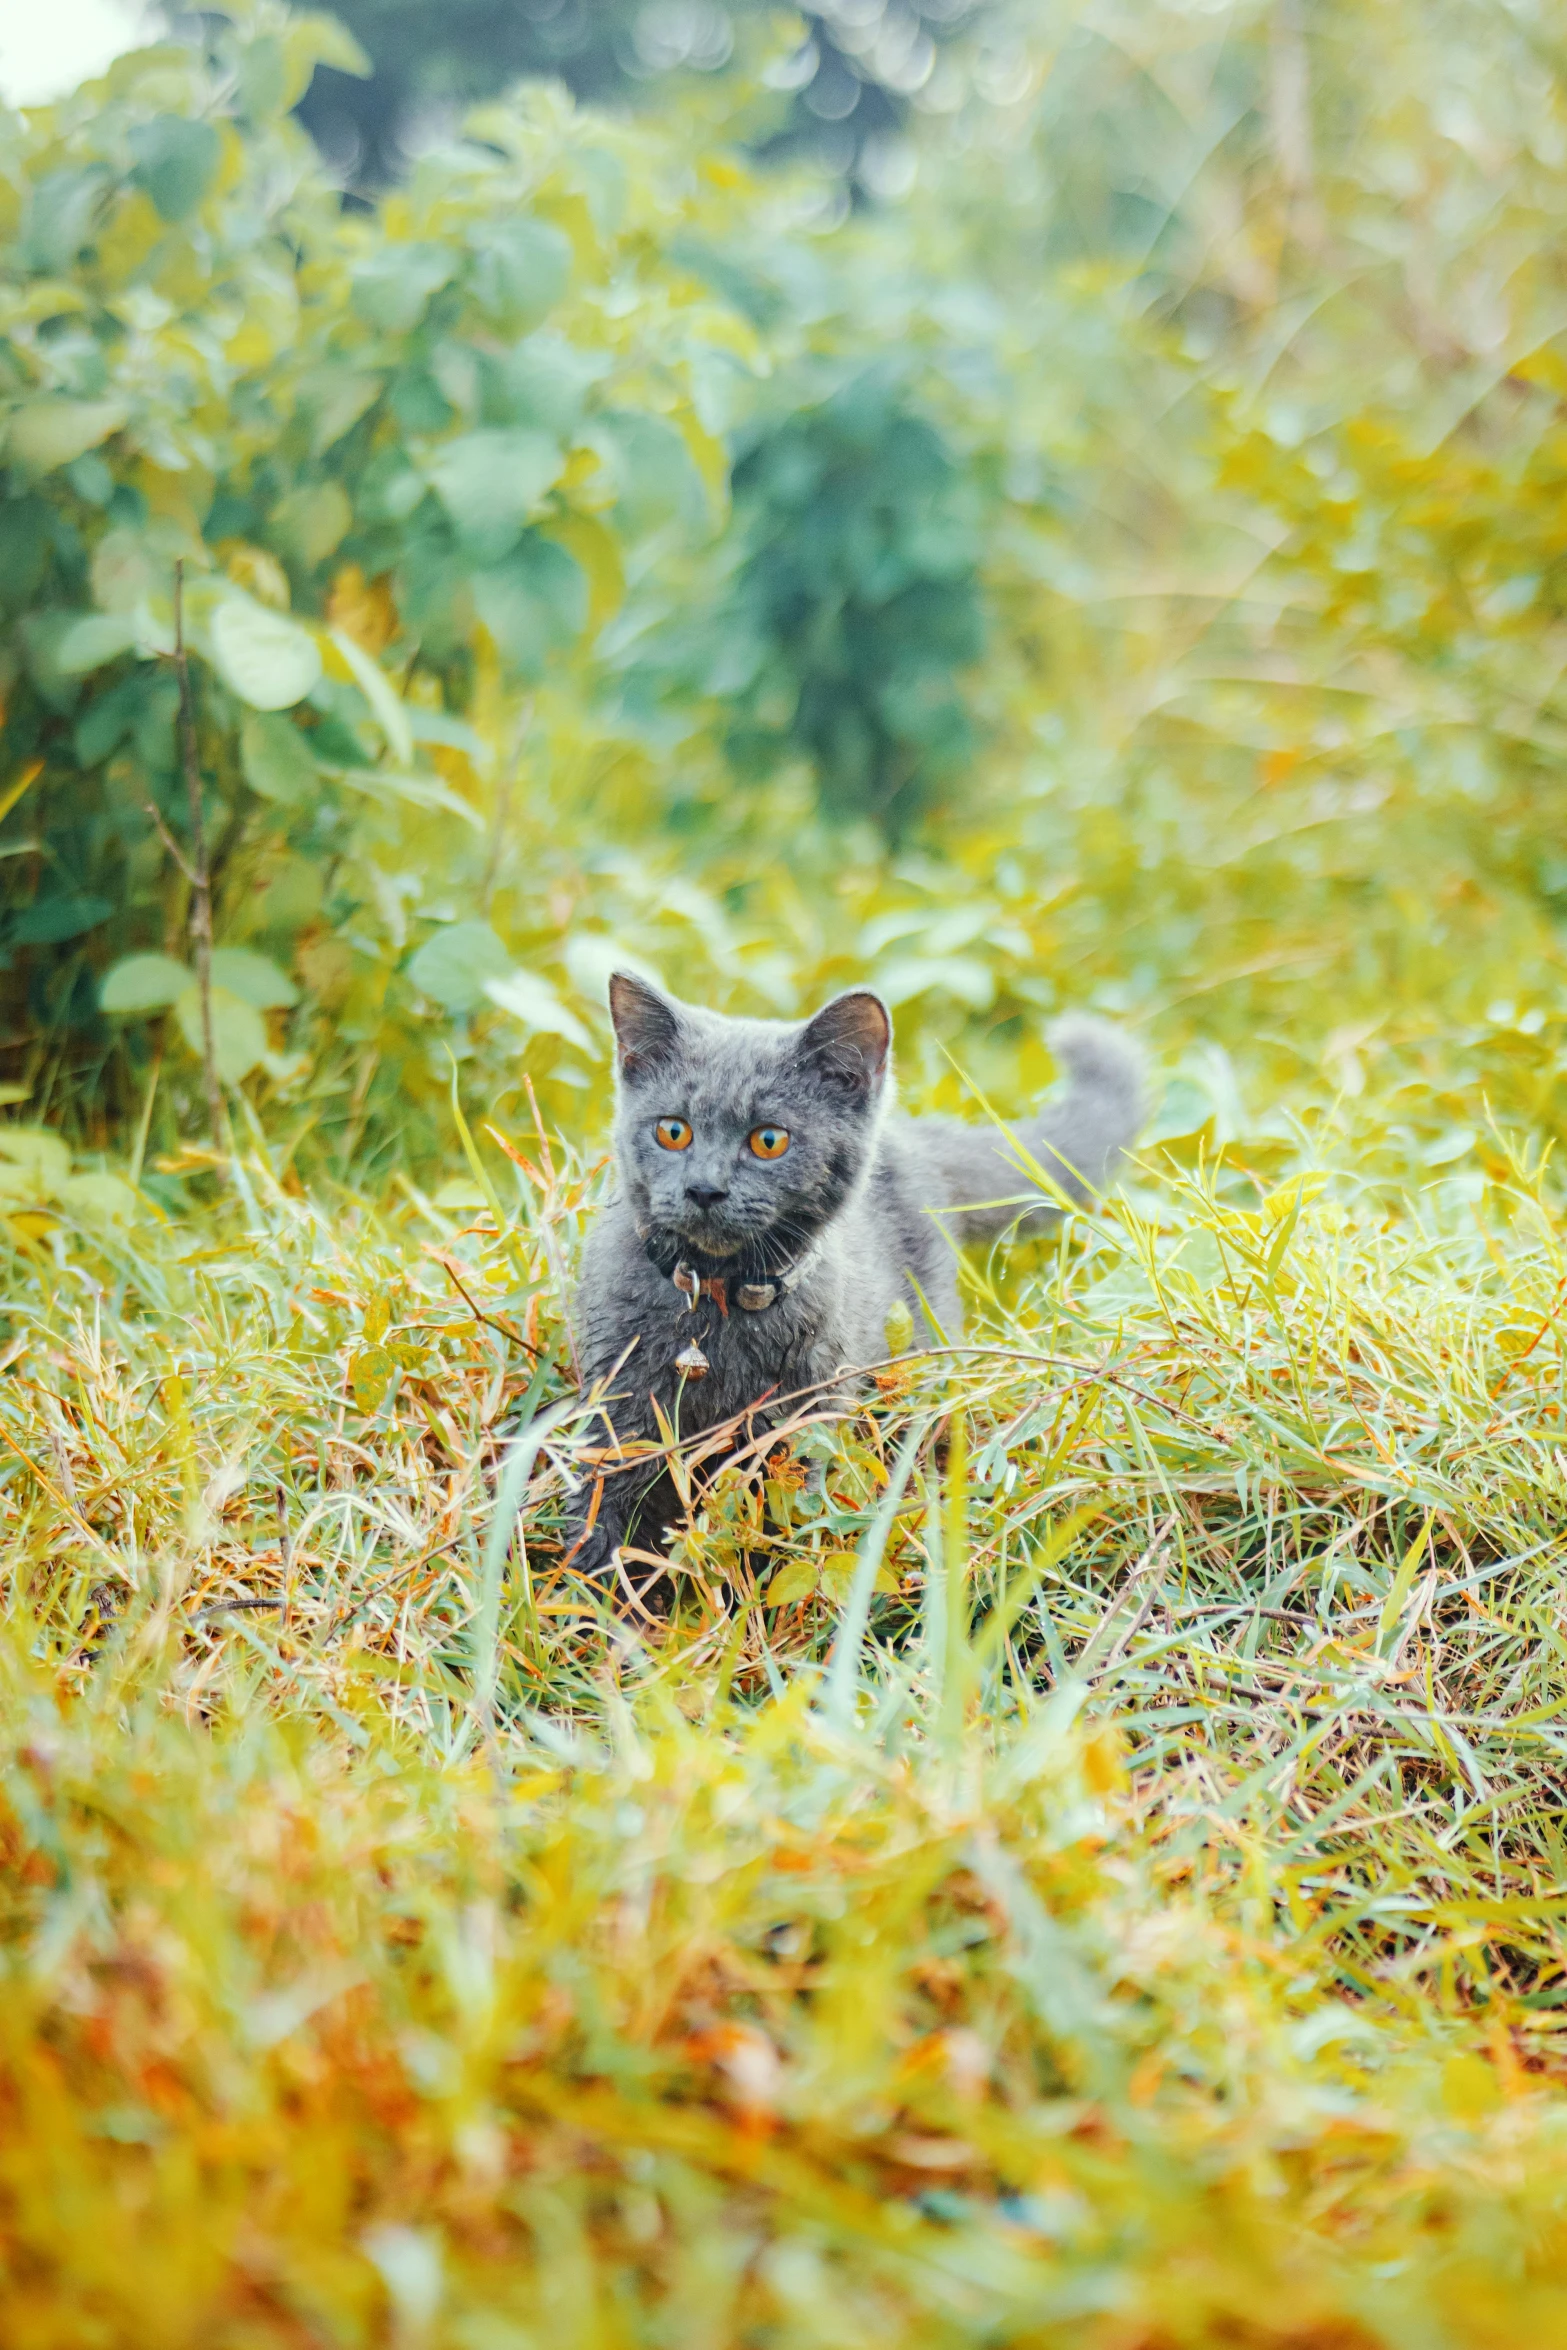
[{"x1": 607, "y1": 972, "x2": 892, "y2": 1267}]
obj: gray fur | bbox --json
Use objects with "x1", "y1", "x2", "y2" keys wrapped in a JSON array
[{"x1": 568, "y1": 973, "x2": 1144, "y2": 1580}]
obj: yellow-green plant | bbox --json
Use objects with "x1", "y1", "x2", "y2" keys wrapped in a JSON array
[{"x1": 0, "y1": 8, "x2": 753, "y2": 1161}]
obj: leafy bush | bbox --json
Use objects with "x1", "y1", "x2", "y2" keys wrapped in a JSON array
[
  {"x1": 723, "y1": 365, "x2": 985, "y2": 831},
  {"x1": 0, "y1": 19, "x2": 749, "y2": 1159},
  {"x1": 294, "y1": 0, "x2": 985, "y2": 192}
]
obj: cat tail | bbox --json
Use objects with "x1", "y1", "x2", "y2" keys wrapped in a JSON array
[
  {"x1": 928, "y1": 1014, "x2": 1147, "y2": 1242},
  {"x1": 1028, "y1": 1013, "x2": 1146, "y2": 1206}
]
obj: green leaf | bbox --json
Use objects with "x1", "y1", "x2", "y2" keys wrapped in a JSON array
[
  {"x1": 471, "y1": 536, "x2": 587, "y2": 677},
  {"x1": 209, "y1": 947, "x2": 298, "y2": 1011},
  {"x1": 0, "y1": 1128, "x2": 71, "y2": 1188},
  {"x1": 209, "y1": 597, "x2": 322, "y2": 711},
  {"x1": 467, "y1": 218, "x2": 572, "y2": 328},
  {"x1": 872, "y1": 954, "x2": 995, "y2": 1011},
  {"x1": 299, "y1": 369, "x2": 383, "y2": 458},
  {"x1": 50, "y1": 614, "x2": 139, "y2": 677},
  {"x1": 101, "y1": 954, "x2": 191, "y2": 1013},
  {"x1": 11, "y1": 894, "x2": 112, "y2": 947},
  {"x1": 327, "y1": 766, "x2": 482, "y2": 829},
  {"x1": 424, "y1": 429, "x2": 564, "y2": 563},
  {"x1": 407, "y1": 921, "x2": 513, "y2": 1013},
  {"x1": 352, "y1": 245, "x2": 457, "y2": 335},
  {"x1": 59, "y1": 1172, "x2": 138, "y2": 1225},
  {"x1": 595, "y1": 412, "x2": 706, "y2": 538},
  {"x1": 349, "y1": 1345, "x2": 399, "y2": 1412},
  {"x1": 765, "y1": 1561, "x2": 819, "y2": 1607},
  {"x1": 76, "y1": 671, "x2": 170, "y2": 769},
  {"x1": 175, "y1": 985, "x2": 268, "y2": 1084},
  {"x1": 283, "y1": 12, "x2": 372, "y2": 87},
  {"x1": 329, "y1": 630, "x2": 413, "y2": 768},
  {"x1": 240, "y1": 712, "x2": 320, "y2": 806},
  {"x1": 128, "y1": 117, "x2": 222, "y2": 223},
  {"x1": 483, "y1": 968, "x2": 593, "y2": 1051},
  {"x1": 268, "y1": 481, "x2": 352, "y2": 571},
  {"x1": 489, "y1": 332, "x2": 606, "y2": 438},
  {"x1": 22, "y1": 166, "x2": 110, "y2": 272},
  {"x1": 7, "y1": 399, "x2": 128, "y2": 475}
]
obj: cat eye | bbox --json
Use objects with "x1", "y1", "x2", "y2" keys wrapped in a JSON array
[
  {"x1": 655, "y1": 1118, "x2": 692, "y2": 1151},
  {"x1": 748, "y1": 1125, "x2": 791, "y2": 1160}
]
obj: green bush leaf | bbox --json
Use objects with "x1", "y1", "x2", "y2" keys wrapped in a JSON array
[
  {"x1": 351, "y1": 245, "x2": 456, "y2": 334},
  {"x1": 301, "y1": 369, "x2": 383, "y2": 458},
  {"x1": 7, "y1": 399, "x2": 128, "y2": 475},
  {"x1": 50, "y1": 613, "x2": 139, "y2": 677},
  {"x1": 175, "y1": 985, "x2": 268, "y2": 1083},
  {"x1": 59, "y1": 1172, "x2": 138, "y2": 1224},
  {"x1": 0, "y1": 1128, "x2": 71, "y2": 1189},
  {"x1": 489, "y1": 332, "x2": 605, "y2": 439},
  {"x1": 22, "y1": 165, "x2": 110, "y2": 272},
  {"x1": 128, "y1": 117, "x2": 222, "y2": 222},
  {"x1": 267, "y1": 481, "x2": 352, "y2": 571},
  {"x1": 467, "y1": 218, "x2": 572, "y2": 328},
  {"x1": 101, "y1": 954, "x2": 191, "y2": 1013},
  {"x1": 483, "y1": 968, "x2": 593, "y2": 1051},
  {"x1": 209, "y1": 597, "x2": 322, "y2": 711},
  {"x1": 424, "y1": 429, "x2": 564, "y2": 562},
  {"x1": 329, "y1": 630, "x2": 413, "y2": 768},
  {"x1": 209, "y1": 947, "x2": 298, "y2": 1010},
  {"x1": 240, "y1": 712, "x2": 321, "y2": 806},
  {"x1": 12, "y1": 894, "x2": 113, "y2": 947},
  {"x1": 596, "y1": 412, "x2": 706, "y2": 538},
  {"x1": 471, "y1": 536, "x2": 587, "y2": 677},
  {"x1": 406, "y1": 921, "x2": 513, "y2": 1013}
]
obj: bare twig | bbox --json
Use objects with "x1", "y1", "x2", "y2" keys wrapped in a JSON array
[
  {"x1": 278, "y1": 1484, "x2": 295, "y2": 1631},
  {"x1": 169, "y1": 561, "x2": 227, "y2": 1163},
  {"x1": 143, "y1": 799, "x2": 198, "y2": 887}
]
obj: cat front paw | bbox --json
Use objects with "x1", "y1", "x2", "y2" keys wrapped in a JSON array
[{"x1": 563, "y1": 1519, "x2": 622, "y2": 1582}]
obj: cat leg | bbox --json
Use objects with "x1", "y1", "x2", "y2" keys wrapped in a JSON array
[{"x1": 564, "y1": 1454, "x2": 684, "y2": 1593}]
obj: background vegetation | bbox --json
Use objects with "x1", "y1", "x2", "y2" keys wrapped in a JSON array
[{"x1": 6, "y1": 0, "x2": 1567, "y2": 2340}]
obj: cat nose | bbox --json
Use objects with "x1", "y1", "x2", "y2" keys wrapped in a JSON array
[{"x1": 686, "y1": 1183, "x2": 729, "y2": 1210}]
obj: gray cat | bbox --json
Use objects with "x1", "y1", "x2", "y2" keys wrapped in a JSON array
[{"x1": 568, "y1": 972, "x2": 1144, "y2": 1583}]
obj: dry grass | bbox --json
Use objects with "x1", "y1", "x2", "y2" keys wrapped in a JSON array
[{"x1": 2, "y1": 1078, "x2": 1567, "y2": 2344}]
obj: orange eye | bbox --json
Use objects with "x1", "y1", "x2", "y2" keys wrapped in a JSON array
[
  {"x1": 655, "y1": 1118, "x2": 692, "y2": 1151},
  {"x1": 748, "y1": 1125, "x2": 790, "y2": 1160}
]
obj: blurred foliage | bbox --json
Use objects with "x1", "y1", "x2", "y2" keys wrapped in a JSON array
[
  {"x1": 0, "y1": 13, "x2": 756, "y2": 1167},
  {"x1": 723, "y1": 365, "x2": 985, "y2": 829},
  {"x1": 9, "y1": 0, "x2": 1567, "y2": 1184},
  {"x1": 291, "y1": 0, "x2": 984, "y2": 194},
  {"x1": 11, "y1": 0, "x2": 1567, "y2": 1190}
]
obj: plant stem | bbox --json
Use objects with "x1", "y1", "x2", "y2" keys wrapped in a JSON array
[
  {"x1": 171, "y1": 561, "x2": 227, "y2": 1164},
  {"x1": 127, "y1": 1038, "x2": 163, "y2": 1191}
]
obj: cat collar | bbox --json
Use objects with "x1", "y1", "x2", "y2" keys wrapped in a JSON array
[
  {"x1": 669, "y1": 1253, "x2": 805, "y2": 1381},
  {"x1": 671, "y1": 1261, "x2": 794, "y2": 1317}
]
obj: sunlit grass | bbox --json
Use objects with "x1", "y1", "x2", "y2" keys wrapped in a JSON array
[{"x1": 4, "y1": 1068, "x2": 1567, "y2": 2343}]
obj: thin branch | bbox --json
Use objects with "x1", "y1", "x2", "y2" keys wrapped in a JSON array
[{"x1": 143, "y1": 800, "x2": 198, "y2": 887}]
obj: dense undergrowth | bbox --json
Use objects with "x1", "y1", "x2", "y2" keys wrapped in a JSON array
[{"x1": 6, "y1": 1056, "x2": 1567, "y2": 2343}]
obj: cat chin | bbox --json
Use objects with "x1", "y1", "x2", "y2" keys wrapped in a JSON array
[{"x1": 669, "y1": 1226, "x2": 745, "y2": 1258}]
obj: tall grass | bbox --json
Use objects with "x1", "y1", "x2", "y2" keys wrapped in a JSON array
[{"x1": 3, "y1": 1057, "x2": 1567, "y2": 2344}]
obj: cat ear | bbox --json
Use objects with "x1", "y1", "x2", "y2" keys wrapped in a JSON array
[
  {"x1": 608, "y1": 971, "x2": 682, "y2": 1076},
  {"x1": 796, "y1": 990, "x2": 891, "y2": 1096}
]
